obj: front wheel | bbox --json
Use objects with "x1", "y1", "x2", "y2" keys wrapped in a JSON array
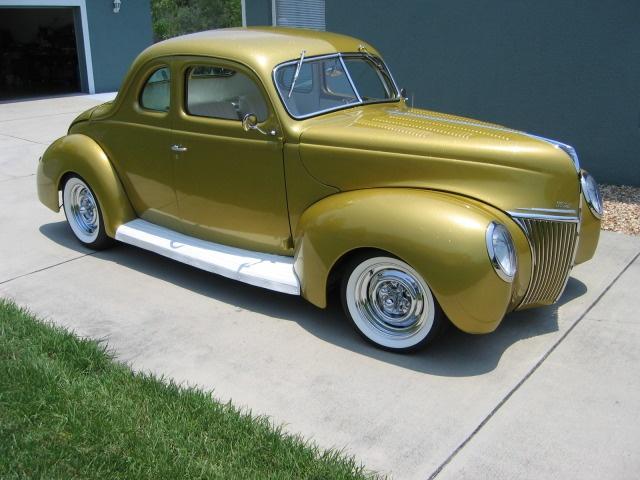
[
  {"x1": 341, "y1": 254, "x2": 445, "y2": 352},
  {"x1": 62, "y1": 175, "x2": 114, "y2": 250}
]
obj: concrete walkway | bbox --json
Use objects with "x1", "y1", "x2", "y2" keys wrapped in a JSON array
[{"x1": 1, "y1": 94, "x2": 639, "y2": 479}]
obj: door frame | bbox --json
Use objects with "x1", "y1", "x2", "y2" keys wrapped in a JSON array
[{"x1": 0, "y1": 0, "x2": 95, "y2": 93}]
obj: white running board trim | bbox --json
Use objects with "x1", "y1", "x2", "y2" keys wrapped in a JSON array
[{"x1": 115, "y1": 219, "x2": 300, "y2": 295}]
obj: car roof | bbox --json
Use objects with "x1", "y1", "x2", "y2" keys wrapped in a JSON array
[{"x1": 135, "y1": 27, "x2": 379, "y2": 76}]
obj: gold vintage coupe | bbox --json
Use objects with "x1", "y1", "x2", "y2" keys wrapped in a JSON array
[{"x1": 37, "y1": 28, "x2": 602, "y2": 351}]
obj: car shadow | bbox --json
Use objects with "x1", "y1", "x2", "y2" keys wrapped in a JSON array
[{"x1": 40, "y1": 221, "x2": 588, "y2": 377}]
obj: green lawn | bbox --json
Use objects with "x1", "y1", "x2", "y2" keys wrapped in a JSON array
[{"x1": 0, "y1": 300, "x2": 377, "y2": 479}]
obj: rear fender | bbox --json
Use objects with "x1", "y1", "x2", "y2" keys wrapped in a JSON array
[{"x1": 37, "y1": 134, "x2": 135, "y2": 237}]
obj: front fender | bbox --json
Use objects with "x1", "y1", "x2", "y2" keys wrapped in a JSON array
[
  {"x1": 574, "y1": 193, "x2": 601, "y2": 265},
  {"x1": 37, "y1": 134, "x2": 135, "y2": 237},
  {"x1": 294, "y1": 188, "x2": 531, "y2": 334}
]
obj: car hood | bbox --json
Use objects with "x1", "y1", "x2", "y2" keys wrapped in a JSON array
[{"x1": 297, "y1": 104, "x2": 581, "y2": 213}]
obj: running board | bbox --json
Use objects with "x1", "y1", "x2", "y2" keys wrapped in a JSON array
[{"x1": 115, "y1": 219, "x2": 300, "y2": 295}]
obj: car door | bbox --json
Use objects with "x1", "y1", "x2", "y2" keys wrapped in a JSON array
[
  {"x1": 95, "y1": 59, "x2": 179, "y2": 229},
  {"x1": 171, "y1": 57, "x2": 291, "y2": 255}
]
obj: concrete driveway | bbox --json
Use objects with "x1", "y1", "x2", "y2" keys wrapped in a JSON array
[{"x1": 1, "y1": 94, "x2": 639, "y2": 479}]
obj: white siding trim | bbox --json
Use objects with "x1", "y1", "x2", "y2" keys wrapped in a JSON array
[
  {"x1": 0, "y1": 0, "x2": 95, "y2": 93},
  {"x1": 271, "y1": 0, "x2": 277, "y2": 26}
]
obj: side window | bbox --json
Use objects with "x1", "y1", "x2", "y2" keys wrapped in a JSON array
[
  {"x1": 140, "y1": 67, "x2": 170, "y2": 112},
  {"x1": 186, "y1": 65, "x2": 268, "y2": 122}
]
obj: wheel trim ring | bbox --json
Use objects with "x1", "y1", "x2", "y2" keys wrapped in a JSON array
[
  {"x1": 368, "y1": 270, "x2": 424, "y2": 328},
  {"x1": 70, "y1": 184, "x2": 98, "y2": 235}
]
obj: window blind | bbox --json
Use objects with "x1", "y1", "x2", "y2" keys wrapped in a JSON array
[{"x1": 274, "y1": 0, "x2": 326, "y2": 31}]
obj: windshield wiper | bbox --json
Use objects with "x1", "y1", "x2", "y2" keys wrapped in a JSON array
[{"x1": 288, "y1": 49, "x2": 306, "y2": 98}]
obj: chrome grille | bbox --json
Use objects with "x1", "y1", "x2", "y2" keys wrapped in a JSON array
[{"x1": 514, "y1": 217, "x2": 579, "y2": 308}]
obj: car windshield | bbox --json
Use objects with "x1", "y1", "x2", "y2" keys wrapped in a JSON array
[{"x1": 274, "y1": 53, "x2": 399, "y2": 119}]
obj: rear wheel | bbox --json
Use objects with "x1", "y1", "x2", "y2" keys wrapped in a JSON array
[
  {"x1": 341, "y1": 253, "x2": 445, "y2": 352},
  {"x1": 62, "y1": 175, "x2": 113, "y2": 250}
]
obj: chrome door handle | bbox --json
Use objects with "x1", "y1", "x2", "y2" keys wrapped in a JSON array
[{"x1": 171, "y1": 144, "x2": 187, "y2": 153}]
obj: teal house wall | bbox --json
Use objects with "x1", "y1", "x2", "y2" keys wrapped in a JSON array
[
  {"x1": 244, "y1": 0, "x2": 640, "y2": 186},
  {"x1": 244, "y1": 0, "x2": 271, "y2": 26},
  {"x1": 86, "y1": 0, "x2": 153, "y2": 92}
]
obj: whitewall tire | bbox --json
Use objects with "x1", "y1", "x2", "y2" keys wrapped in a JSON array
[
  {"x1": 62, "y1": 175, "x2": 113, "y2": 250},
  {"x1": 341, "y1": 254, "x2": 445, "y2": 352}
]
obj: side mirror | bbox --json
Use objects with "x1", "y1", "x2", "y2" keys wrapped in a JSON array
[
  {"x1": 242, "y1": 113, "x2": 276, "y2": 136},
  {"x1": 400, "y1": 88, "x2": 408, "y2": 100},
  {"x1": 242, "y1": 113, "x2": 259, "y2": 132}
]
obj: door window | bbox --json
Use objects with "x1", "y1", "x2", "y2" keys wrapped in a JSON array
[
  {"x1": 140, "y1": 67, "x2": 171, "y2": 112},
  {"x1": 185, "y1": 65, "x2": 268, "y2": 122}
]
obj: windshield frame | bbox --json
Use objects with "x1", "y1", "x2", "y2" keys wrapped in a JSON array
[{"x1": 272, "y1": 52, "x2": 401, "y2": 120}]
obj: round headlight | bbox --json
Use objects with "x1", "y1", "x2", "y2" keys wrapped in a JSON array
[
  {"x1": 486, "y1": 222, "x2": 517, "y2": 282},
  {"x1": 581, "y1": 170, "x2": 603, "y2": 219}
]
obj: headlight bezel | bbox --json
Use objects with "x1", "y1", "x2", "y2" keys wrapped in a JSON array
[
  {"x1": 580, "y1": 170, "x2": 603, "y2": 219},
  {"x1": 486, "y1": 221, "x2": 517, "y2": 282}
]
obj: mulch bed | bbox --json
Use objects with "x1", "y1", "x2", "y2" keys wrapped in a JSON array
[{"x1": 600, "y1": 184, "x2": 640, "y2": 236}]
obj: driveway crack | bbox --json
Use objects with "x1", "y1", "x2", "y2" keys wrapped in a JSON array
[
  {"x1": 0, "y1": 132, "x2": 49, "y2": 145},
  {"x1": 0, "y1": 173, "x2": 36, "y2": 184},
  {"x1": 0, "y1": 110, "x2": 86, "y2": 124},
  {"x1": 0, "y1": 252, "x2": 96, "y2": 286},
  {"x1": 427, "y1": 249, "x2": 640, "y2": 480}
]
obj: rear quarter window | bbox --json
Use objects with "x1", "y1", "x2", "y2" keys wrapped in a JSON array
[{"x1": 140, "y1": 67, "x2": 170, "y2": 112}]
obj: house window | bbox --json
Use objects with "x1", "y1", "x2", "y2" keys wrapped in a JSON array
[{"x1": 273, "y1": 0, "x2": 325, "y2": 31}]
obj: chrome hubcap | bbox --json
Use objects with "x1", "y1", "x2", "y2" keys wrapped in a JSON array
[
  {"x1": 354, "y1": 264, "x2": 427, "y2": 338},
  {"x1": 69, "y1": 183, "x2": 98, "y2": 236}
]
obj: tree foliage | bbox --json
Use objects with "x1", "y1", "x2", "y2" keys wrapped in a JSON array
[{"x1": 151, "y1": 0, "x2": 241, "y2": 42}]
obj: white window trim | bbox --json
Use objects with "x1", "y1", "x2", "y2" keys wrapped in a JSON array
[
  {"x1": 271, "y1": 0, "x2": 277, "y2": 26},
  {"x1": 240, "y1": 0, "x2": 246, "y2": 27},
  {"x1": 0, "y1": 0, "x2": 95, "y2": 93}
]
